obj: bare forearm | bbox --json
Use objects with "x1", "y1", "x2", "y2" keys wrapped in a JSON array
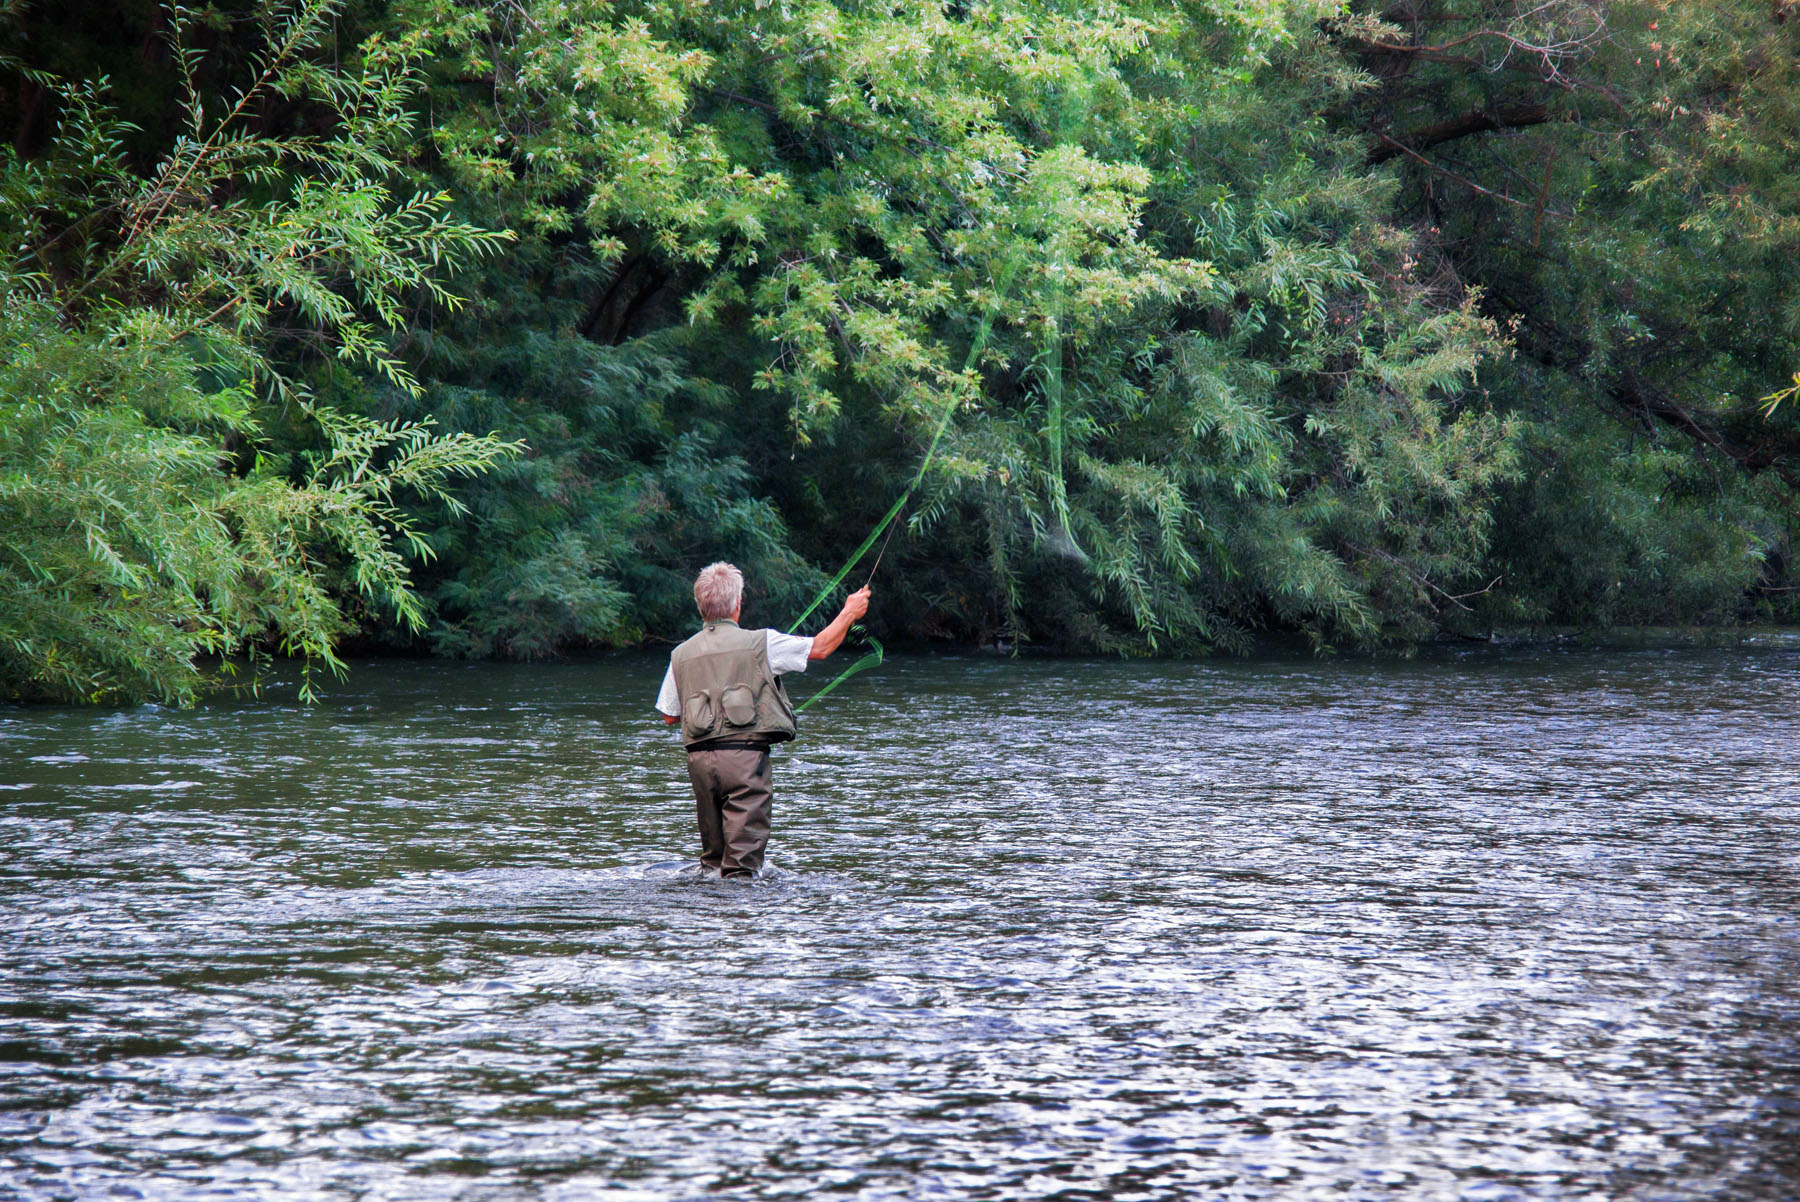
[
  {"x1": 807, "y1": 586, "x2": 872, "y2": 662},
  {"x1": 808, "y1": 611, "x2": 855, "y2": 660}
]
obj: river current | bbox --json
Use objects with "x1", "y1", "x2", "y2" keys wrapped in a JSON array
[{"x1": 2, "y1": 648, "x2": 1797, "y2": 1200}]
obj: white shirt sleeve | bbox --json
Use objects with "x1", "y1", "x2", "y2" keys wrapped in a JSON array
[
  {"x1": 765, "y1": 629, "x2": 814, "y2": 676},
  {"x1": 655, "y1": 663, "x2": 680, "y2": 717}
]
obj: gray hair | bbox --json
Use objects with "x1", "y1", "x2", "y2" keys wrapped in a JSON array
[{"x1": 693, "y1": 562, "x2": 744, "y2": 621}]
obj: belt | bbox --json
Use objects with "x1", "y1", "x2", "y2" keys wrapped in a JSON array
[{"x1": 686, "y1": 740, "x2": 771, "y2": 754}]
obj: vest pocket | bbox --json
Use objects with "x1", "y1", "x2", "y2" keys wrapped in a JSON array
[
  {"x1": 719, "y1": 684, "x2": 757, "y2": 727},
  {"x1": 685, "y1": 690, "x2": 716, "y2": 733}
]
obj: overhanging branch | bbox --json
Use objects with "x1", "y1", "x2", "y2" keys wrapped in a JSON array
[
  {"x1": 1370, "y1": 132, "x2": 1572, "y2": 219},
  {"x1": 1369, "y1": 103, "x2": 1552, "y2": 162}
]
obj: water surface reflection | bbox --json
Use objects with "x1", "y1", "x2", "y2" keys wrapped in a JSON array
[{"x1": 3, "y1": 648, "x2": 1798, "y2": 1199}]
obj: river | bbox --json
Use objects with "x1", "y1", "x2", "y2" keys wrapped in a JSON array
[{"x1": 2, "y1": 647, "x2": 1798, "y2": 1200}]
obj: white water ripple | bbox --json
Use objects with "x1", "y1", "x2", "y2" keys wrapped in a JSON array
[{"x1": 1, "y1": 648, "x2": 1797, "y2": 1200}]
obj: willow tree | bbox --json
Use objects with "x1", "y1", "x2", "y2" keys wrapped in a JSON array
[
  {"x1": 0, "y1": 1, "x2": 518, "y2": 703},
  {"x1": 394, "y1": 0, "x2": 1519, "y2": 652},
  {"x1": 1334, "y1": 0, "x2": 1800, "y2": 626}
]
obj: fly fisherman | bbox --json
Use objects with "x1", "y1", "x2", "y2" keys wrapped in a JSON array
[{"x1": 656, "y1": 562, "x2": 872, "y2": 878}]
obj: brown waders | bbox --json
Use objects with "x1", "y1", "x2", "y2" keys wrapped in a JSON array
[{"x1": 684, "y1": 744, "x2": 773, "y2": 877}]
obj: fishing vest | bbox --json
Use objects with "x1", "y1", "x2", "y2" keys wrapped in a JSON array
[{"x1": 669, "y1": 619, "x2": 799, "y2": 748}]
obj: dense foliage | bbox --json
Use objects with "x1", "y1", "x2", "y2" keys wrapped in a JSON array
[
  {"x1": 2, "y1": 0, "x2": 1796, "y2": 703},
  {"x1": 0, "y1": 0, "x2": 520, "y2": 702},
  {"x1": 1335, "y1": 0, "x2": 1800, "y2": 627}
]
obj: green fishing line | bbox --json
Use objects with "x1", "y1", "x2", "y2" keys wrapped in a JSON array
[
  {"x1": 785, "y1": 249, "x2": 1026, "y2": 635},
  {"x1": 793, "y1": 632, "x2": 883, "y2": 714},
  {"x1": 789, "y1": 72, "x2": 1092, "y2": 707},
  {"x1": 784, "y1": 254, "x2": 1027, "y2": 712},
  {"x1": 1042, "y1": 73, "x2": 1090, "y2": 547}
]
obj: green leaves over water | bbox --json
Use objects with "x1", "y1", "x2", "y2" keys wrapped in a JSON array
[{"x1": 3, "y1": 0, "x2": 1797, "y2": 702}]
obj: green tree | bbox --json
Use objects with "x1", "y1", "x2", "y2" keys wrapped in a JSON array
[
  {"x1": 0, "y1": 0, "x2": 519, "y2": 703},
  {"x1": 1333, "y1": 0, "x2": 1800, "y2": 626},
  {"x1": 395, "y1": 0, "x2": 1520, "y2": 652}
]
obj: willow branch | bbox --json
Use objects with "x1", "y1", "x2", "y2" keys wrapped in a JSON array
[
  {"x1": 1368, "y1": 104, "x2": 1552, "y2": 162},
  {"x1": 1372, "y1": 132, "x2": 1572, "y2": 219}
]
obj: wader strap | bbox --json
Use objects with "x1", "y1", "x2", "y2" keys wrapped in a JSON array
[{"x1": 687, "y1": 740, "x2": 772, "y2": 754}]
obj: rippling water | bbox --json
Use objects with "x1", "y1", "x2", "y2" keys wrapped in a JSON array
[{"x1": 3, "y1": 648, "x2": 1799, "y2": 1200}]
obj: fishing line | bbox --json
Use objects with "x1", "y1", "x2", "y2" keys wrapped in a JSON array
[
  {"x1": 789, "y1": 74, "x2": 1091, "y2": 712},
  {"x1": 1041, "y1": 72, "x2": 1090, "y2": 548},
  {"x1": 787, "y1": 255, "x2": 1026, "y2": 713},
  {"x1": 785, "y1": 251, "x2": 1024, "y2": 636},
  {"x1": 786, "y1": 252, "x2": 1032, "y2": 713}
]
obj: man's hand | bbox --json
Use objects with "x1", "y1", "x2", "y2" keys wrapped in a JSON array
[
  {"x1": 808, "y1": 586, "x2": 873, "y2": 660},
  {"x1": 842, "y1": 586, "x2": 871, "y2": 623}
]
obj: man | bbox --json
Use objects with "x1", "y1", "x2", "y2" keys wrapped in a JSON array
[{"x1": 656, "y1": 562, "x2": 872, "y2": 878}]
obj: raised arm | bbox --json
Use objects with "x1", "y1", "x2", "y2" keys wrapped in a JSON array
[{"x1": 808, "y1": 587, "x2": 872, "y2": 661}]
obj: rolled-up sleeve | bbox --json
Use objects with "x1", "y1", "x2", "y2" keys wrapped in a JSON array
[{"x1": 765, "y1": 630, "x2": 814, "y2": 675}]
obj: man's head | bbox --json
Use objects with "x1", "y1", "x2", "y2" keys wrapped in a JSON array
[{"x1": 694, "y1": 562, "x2": 744, "y2": 621}]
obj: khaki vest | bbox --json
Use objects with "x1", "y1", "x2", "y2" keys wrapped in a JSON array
[{"x1": 669, "y1": 620, "x2": 799, "y2": 748}]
